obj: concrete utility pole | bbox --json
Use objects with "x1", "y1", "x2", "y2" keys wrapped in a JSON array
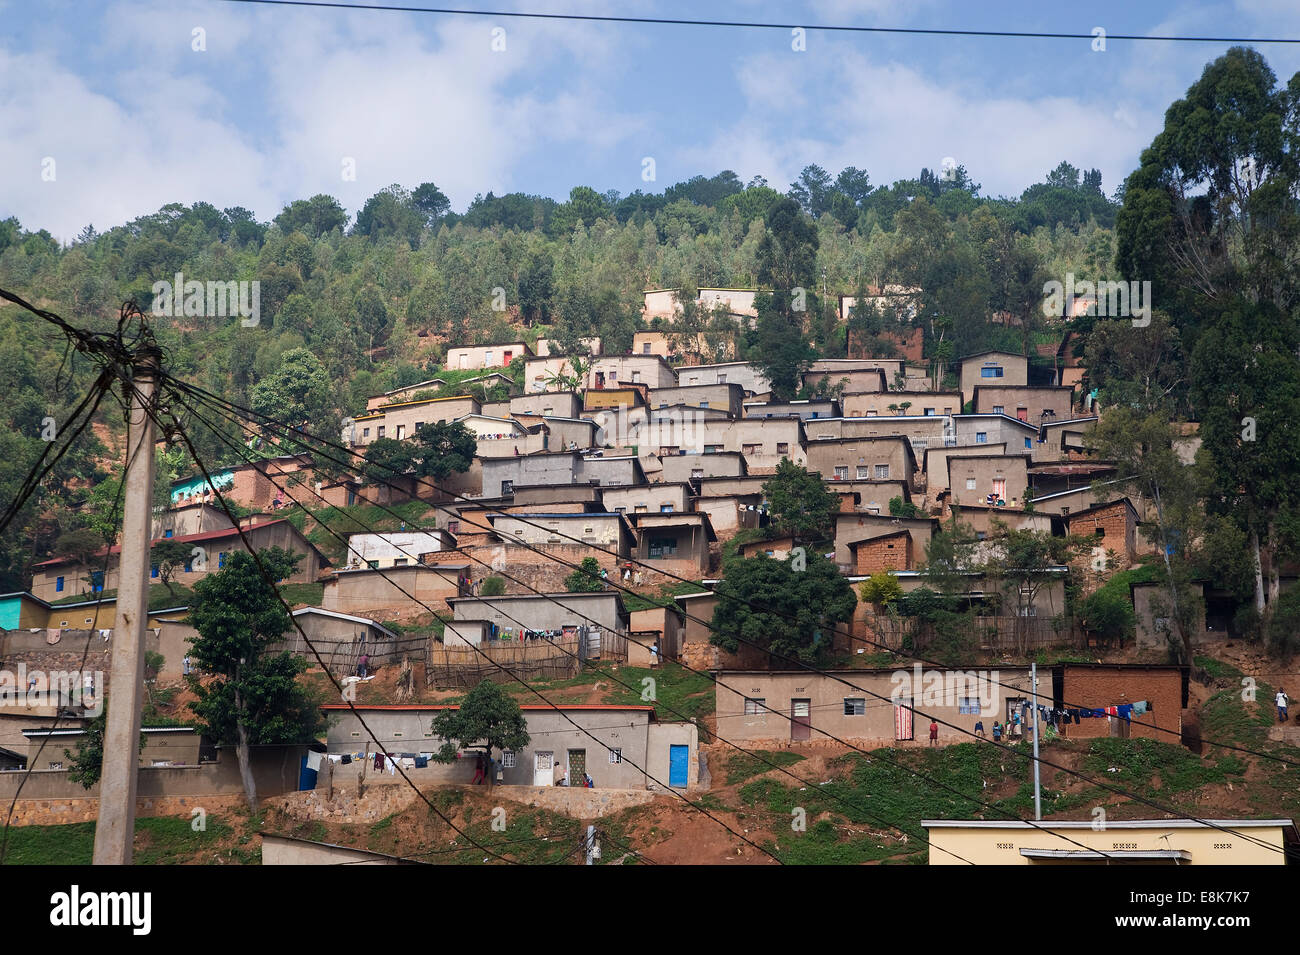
[
  {"x1": 585, "y1": 825, "x2": 598, "y2": 865},
  {"x1": 1031, "y1": 662, "x2": 1042, "y2": 821},
  {"x1": 93, "y1": 345, "x2": 160, "y2": 865}
]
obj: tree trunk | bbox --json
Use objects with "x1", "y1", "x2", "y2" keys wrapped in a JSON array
[
  {"x1": 1251, "y1": 528, "x2": 1266, "y2": 613},
  {"x1": 233, "y1": 679, "x2": 258, "y2": 813},
  {"x1": 1152, "y1": 487, "x2": 1193, "y2": 664},
  {"x1": 1267, "y1": 519, "x2": 1281, "y2": 608}
]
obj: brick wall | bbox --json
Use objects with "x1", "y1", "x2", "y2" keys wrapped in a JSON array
[
  {"x1": 1068, "y1": 502, "x2": 1136, "y2": 564},
  {"x1": 1058, "y1": 666, "x2": 1184, "y2": 741},
  {"x1": 6, "y1": 793, "x2": 243, "y2": 827},
  {"x1": 853, "y1": 532, "x2": 913, "y2": 574}
]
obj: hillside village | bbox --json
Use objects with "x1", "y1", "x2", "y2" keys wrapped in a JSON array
[{"x1": 3, "y1": 42, "x2": 1300, "y2": 868}]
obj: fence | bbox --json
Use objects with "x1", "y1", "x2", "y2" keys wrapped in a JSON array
[
  {"x1": 861, "y1": 614, "x2": 1084, "y2": 654},
  {"x1": 425, "y1": 636, "x2": 582, "y2": 688},
  {"x1": 298, "y1": 634, "x2": 431, "y2": 679}
]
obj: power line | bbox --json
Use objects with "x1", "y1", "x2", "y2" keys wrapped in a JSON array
[{"x1": 211, "y1": 0, "x2": 1300, "y2": 45}]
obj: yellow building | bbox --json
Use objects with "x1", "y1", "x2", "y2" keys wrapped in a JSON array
[{"x1": 922, "y1": 818, "x2": 1297, "y2": 865}]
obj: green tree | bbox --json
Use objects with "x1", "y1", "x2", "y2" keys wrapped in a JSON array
[
  {"x1": 430, "y1": 679, "x2": 531, "y2": 787},
  {"x1": 63, "y1": 713, "x2": 145, "y2": 789},
  {"x1": 150, "y1": 538, "x2": 195, "y2": 595},
  {"x1": 413, "y1": 421, "x2": 477, "y2": 482},
  {"x1": 362, "y1": 437, "x2": 419, "y2": 482},
  {"x1": 564, "y1": 557, "x2": 605, "y2": 593},
  {"x1": 480, "y1": 576, "x2": 506, "y2": 596},
  {"x1": 273, "y1": 194, "x2": 347, "y2": 239},
  {"x1": 762, "y1": 459, "x2": 839, "y2": 543},
  {"x1": 249, "y1": 347, "x2": 335, "y2": 432},
  {"x1": 186, "y1": 548, "x2": 325, "y2": 811},
  {"x1": 709, "y1": 552, "x2": 856, "y2": 664},
  {"x1": 749, "y1": 199, "x2": 819, "y2": 399},
  {"x1": 859, "y1": 571, "x2": 903, "y2": 608}
]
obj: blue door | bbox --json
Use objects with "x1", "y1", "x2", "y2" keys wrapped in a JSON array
[
  {"x1": 298, "y1": 754, "x2": 318, "y2": 791},
  {"x1": 668, "y1": 745, "x2": 688, "y2": 787}
]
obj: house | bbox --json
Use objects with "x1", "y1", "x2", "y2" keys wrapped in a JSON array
[
  {"x1": 842, "y1": 391, "x2": 961, "y2": 418},
  {"x1": 833, "y1": 514, "x2": 935, "y2": 566},
  {"x1": 509, "y1": 392, "x2": 583, "y2": 419},
  {"x1": 922, "y1": 818, "x2": 1297, "y2": 865},
  {"x1": 952, "y1": 413, "x2": 1040, "y2": 453},
  {"x1": 643, "y1": 287, "x2": 758, "y2": 322},
  {"x1": 924, "y1": 444, "x2": 1006, "y2": 494},
  {"x1": 275, "y1": 608, "x2": 401, "y2": 664},
  {"x1": 959, "y1": 351, "x2": 1029, "y2": 405},
  {"x1": 450, "y1": 591, "x2": 630, "y2": 636},
  {"x1": 349, "y1": 395, "x2": 481, "y2": 447},
  {"x1": 946, "y1": 454, "x2": 1031, "y2": 508},
  {"x1": 806, "y1": 416, "x2": 950, "y2": 458},
  {"x1": 714, "y1": 667, "x2": 1037, "y2": 747},
  {"x1": 150, "y1": 502, "x2": 234, "y2": 540},
  {"x1": 639, "y1": 417, "x2": 805, "y2": 471},
  {"x1": 480, "y1": 452, "x2": 646, "y2": 497},
  {"x1": 321, "y1": 703, "x2": 699, "y2": 790},
  {"x1": 804, "y1": 435, "x2": 916, "y2": 490},
  {"x1": 600, "y1": 483, "x2": 691, "y2": 516},
  {"x1": 632, "y1": 329, "x2": 736, "y2": 364},
  {"x1": 632, "y1": 512, "x2": 716, "y2": 576},
  {"x1": 1064, "y1": 499, "x2": 1140, "y2": 567},
  {"x1": 321, "y1": 564, "x2": 469, "y2": 618},
  {"x1": 973, "y1": 385, "x2": 1076, "y2": 425},
  {"x1": 800, "y1": 367, "x2": 887, "y2": 395},
  {"x1": 30, "y1": 519, "x2": 327, "y2": 602},
  {"x1": 588, "y1": 355, "x2": 677, "y2": 391},
  {"x1": 0, "y1": 591, "x2": 52, "y2": 630},
  {"x1": 365, "y1": 378, "x2": 449, "y2": 411},
  {"x1": 837, "y1": 286, "x2": 921, "y2": 325},
  {"x1": 628, "y1": 606, "x2": 682, "y2": 663},
  {"x1": 342, "y1": 531, "x2": 454, "y2": 569},
  {"x1": 738, "y1": 536, "x2": 798, "y2": 560},
  {"x1": 1131, "y1": 581, "x2": 1209, "y2": 650},
  {"x1": 582, "y1": 386, "x2": 646, "y2": 413},
  {"x1": 522, "y1": 354, "x2": 589, "y2": 393},
  {"x1": 170, "y1": 453, "x2": 316, "y2": 510},
  {"x1": 21, "y1": 726, "x2": 200, "y2": 771},
  {"x1": 674, "y1": 361, "x2": 772, "y2": 397},
  {"x1": 657, "y1": 450, "x2": 747, "y2": 484},
  {"x1": 445, "y1": 342, "x2": 533, "y2": 370},
  {"x1": 743, "y1": 399, "x2": 840, "y2": 420},
  {"x1": 489, "y1": 512, "x2": 634, "y2": 556},
  {"x1": 647, "y1": 382, "x2": 745, "y2": 417},
  {"x1": 848, "y1": 530, "x2": 915, "y2": 574},
  {"x1": 534, "y1": 337, "x2": 602, "y2": 357},
  {"x1": 1054, "y1": 663, "x2": 1187, "y2": 741}
]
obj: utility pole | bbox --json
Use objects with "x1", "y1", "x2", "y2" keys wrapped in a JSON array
[
  {"x1": 1031, "y1": 662, "x2": 1042, "y2": 821},
  {"x1": 93, "y1": 344, "x2": 160, "y2": 865},
  {"x1": 585, "y1": 825, "x2": 598, "y2": 865}
]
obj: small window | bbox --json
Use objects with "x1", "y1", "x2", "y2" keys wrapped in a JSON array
[
  {"x1": 992, "y1": 405, "x2": 1004, "y2": 415},
  {"x1": 744, "y1": 698, "x2": 766, "y2": 715},
  {"x1": 367, "y1": 560, "x2": 379, "y2": 569},
  {"x1": 1024, "y1": 437, "x2": 1032, "y2": 449},
  {"x1": 833, "y1": 466, "x2": 848, "y2": 481},
  {"x1": 874, "y1": 464, "x2": 890, "y2": 479},
  {"x1": 856, "y1": 466, "x2": 868, "y2": 479},
  {"x1": 377, "y1": 426, "x2": 386, "y2": 438},
  {"x1": 395, "y1": 425, "x2": 406, "y2": 440},
  {"x1": 976, "y1": 432, "x2": 988, "y2": 443},
  {"x1": 643, "y1": 342, "x2": 652, "y2": 354},
  {"x1": 393, "y1": 732, "x2": 404, "y2": 738},
  {"x1": 151, "y1": 565, "x2": 159, "y2": 579},
  {"x1": 1095, "y1": 527, "x2": 1106, "y2": 539},
  {"x1": 717, "y1": 374, "x2": 727, "y2": 384},
  {"x1": 90, "y1": 570, "x2": 104, "y2": 593},
  {"x1": 923, "y1": 408, "x2": 935, "y2": 416},
  {"x1": 56, "y1": 576, "x2": 64, "y2": 592},
  {"x1": 163, "y1": 529, "x2": 173, "y2": 538},
  {"x1": 776, "y1": 442, "x2": 789, "y2": 454},
  {"x1": 976, "y1": 531, "x2": 987, "y2": 540},
  {"x1": 958, "y1": 697, "x2": 981, "y2": 715},
  {"x1": 501, "y1": 480, "x2": 514, "y2": 495},
  {"x1": 699, "y1": 401, "x2": 709, "y2": 409},
  {"x1": 503, "y1": 751, "x2": 517, "y2": 768},
  {"x1": 966, "y1": 478, "x2": 977, "y2": 491},
  {"x1": 980, "y1": 366, "x2": 1004, "y2": 378},
  {"x1": 218, "y1": 551, "x2": 227, "y2": 569},
  {"x1": 49, "y1": 761, "x2": 63, "y2": 770},
  {"x1": 60, "y1": 620, "x2": 68, "y2": 627},
  {"x1": 362, "y1": 428, "x2": 371, "y2": 438},
  {"x1": 844, "y1": 698, "x2": 866, "y2": 716},
  {"x1": 351, "y1": 731, "x2": 361, "y2": 738},
  {"x1": 660, "y1": 504, "x2": 674, "y2": 513},
  {"x1": 690, "y1": 468, "x2": 703, "y2": 479},
  {"x1": 608, "y1": 748, "x2": 622, "y2": 764},
  {"x1": 84, "y1": 618, "x2": 92, "y2": 625}
]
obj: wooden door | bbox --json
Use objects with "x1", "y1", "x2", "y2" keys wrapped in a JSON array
[{"x1": 791, "y1": 699, "x2": 811, "y2": 741}]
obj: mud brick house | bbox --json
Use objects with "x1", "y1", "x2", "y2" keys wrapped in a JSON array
[
  {"x1": 648, "y1": 382, "x2": 745, "y2": 417},
  {"x1": 834, "y1": 513, "x2": 934, "y2": 566},
  {"x1": 632, "y1": 512, "x2": 716, "y2": 576},
  {"x1": 805, "y1": 435, "x2": 917, "y2": 490},
  {"x1": 170, "y1": 453, "x2": 317, "y2": 510},
  {"x1": 1063, "y1": 499, "x2": 1140, "y2": 567},
  {"x1": 349, "y1": 395, "x2": 481, "y2": 447},
  {"x1": 848, "y1": 530, "x2": 915, "y2": 574},
  {"x1": 445, "y1": 341, "x2": 532, "y2": 370},
  {"x1": 946, "y1": 453, "x2": 1031, "y2": 508},
  {"x1": 842, "y1": 391, "x2": 962, "y2": 418},
  {"x1": 321, "y1": 563, "x2": 469, "y2": 618},
  {"x1": 972, "y1": 385, "x2": 1076, "y2": 424},
  {"x1": 1053, "y1": 663, "x2": 1188, "y2": 742},
  {"x1": 714, "y1": 667, "x2": 1037, "y2": 747},
  {"x1": 365, "y1": 378, "x2": 449, "y2": 411},
  {"x1": 30, "y1": 519, "x2": 327, "y2": 602},
  {"x1": 958, "y1": 351, "x2": 1029, "y2": 405}
]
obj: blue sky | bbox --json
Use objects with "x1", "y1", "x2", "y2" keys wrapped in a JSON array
[{"x1": 4, "y1": 0, "x2": 1300, "y2": 240}]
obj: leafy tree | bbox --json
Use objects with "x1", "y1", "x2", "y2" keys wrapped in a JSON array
[
  {"x1": 859, "y1": 571, "x2": 903, "y2": 608},
  {"x1": 480, "y1": 576, "x2": 506, "y2": 596},
  {"x1": 888, "y1": 496, "x2": 919, "y2": 519},
  {"x1": 709, "y1": 552, "x2": 856, "y2": 664},
  {"x1": 411, "y1": 182, "x2": 451, "y2": 226},
  {"x1": 249, "y1": 347, "x2": 335, "y2": 432},
  {"x1": 564, "y1": 556, "x2": 605, "y2": 593},
  {"x1": 430, "y1": 679, "x2": 531, "y2": 787},
  {"x1": 186, "y1": 548, "x2": 325, "y2": 810},
  {"x1": 762, "y1": 459, "x2": 839, "y2": 543},
  {"x1": 54, "y1": 528, "x2": 105, "y2": 567},
  {"x1": 413, "y1": 421, "x2": 477, "y2": 482},
  {"x1": 1078, "y1": 587, "x2": 1136, "y2": 646},
  {"x1": 273, "y1": 194, "x2": 347, "y2": 239},
  {"x1": 362, "y1": 437, "x2": 419, "y2": 482},
  {"x1": 151, "y1": 538, "x2": 195, "y2": 595},
  {"x1": 750, "y1": 199, "x2": 818, "y2": 399},
  {"x1": 63, "y1": 713, "x2": 145, "y2": 789},
  {"x1": 353, "y1": 184, "x2": 426, "y2": 246}
]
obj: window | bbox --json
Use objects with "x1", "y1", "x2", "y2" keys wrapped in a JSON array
[
  {"x1": 856, "y1": 466, "x2": 869, "y2": 479},
  {"x1": 744, "y1": 698, "x2": 766, "y2": 715},
  {"x1": 501, "y1": 480, "x2": 514, "y2": 495},
  {"x1": 874, "y1": 464, "x2": 890, "y2": 479},
  {"x1": 643, "y1": 342, "x2": 652, "y2": 354},
  {"x1": 502, "y1": 751, "x2": 517, "y2": 768},
  {"x1": 218, "y1": 551, "x2": 227, "y2": 569},
  {"x1": 362, "y1": 428, "x2": 371, "y2": 438},
  {"x1": 394, "y1": 558, "x2": 409, "y2": 566},
  {"x1": 1095, "y1": 527, "x2": 1106, "y2": 539},
  {"x1": 980, "y1": 365, "x2": 1004, "y2": 378},
  {"x1": 377, "y1": 426, "x2": 386, "y2": 438},
  {"x1": 742, "y1": 443, "x2": 762, "y2": 455},
  {"x1": 966, "y1": 478, "x2": 977, "y2": 491},
  {"x1": 690, "y1": 468, "x2": 704, "y2": 479},
  {"x1": 648, "y1": 536, "x2": 677, "y2": 558},
  {"x1": 632, "y1": 371, "x2": 641, "y2": 383},
  {"x1": 924, "y1": 408, "x2": 935, "y2": 416},
  {"x1": 163, "y1": 529, "x2": 173, "y2": 538},
  {"x1": 776, "y1": 442, "x2": 789, "y2": 454},
  {"x1": 49, "y1": 761, "x2": 63, "y2": 770},
  {"x1": 151, "y1": 565, "x2": 159, "y2": 579},
  {"x1": 717, "y1": 374, "x2": 727, "y2": 384},
  {"x1": 699, "y1": 401, "x2": 709, "y2": 409},
  {"x1": 608, "y1": 748, "x2": 622, "y2": 764},
  {"x1": 660, "y1": 504, "x2": 674, "y2": 513},
  {"x1": 992, "y1": 405, "x2": 1004, "y2": 415},
  {"x1": 90, "y1": 570, "x2": 104, "y2": 593},
  {"x1": 992, "y1": 478, "x2": 1007, "y2": 500},
  {"x1": 976, "y1": 432, "x2": 988, "y2": 443},
  {"x1": 833, "y1": 466, "x2": 848, "y2": 481},
  {"x1": 395, "y1": 425, "x2": 406, "y2": 440},
  {"x1": 976, "y1": 531, "x2": 987, "y2": 540},
  {"x1": 55, "y1": 576, "x2": 64, "y2": 593},
  {"x1": 448, "y1": 520, "x2": 460, "y2": 533},
  {"x1": 1024, "y1": 437, "x2": 1033, "y2": 449},
  {"x1": 414, "y1": 421, "x2": 423, "y2": 431},
  {"x1": 844, "y1": 698, "x2": 866, "y2": 716},
  {"x1": 958, "y1": 697, "x2": 980, "y2": 715},
  {"x1": 393, "y1": 732, "x2": 404, "y2": 738},
  {"x1": 367, "y1": 560, "x2": 379, "y2": 570},
  {"x1": 704, "y1": 444, "x2": 723, "y2": 454},
  {"x1": 1017, "y1": 407, "x2": 1029, "y2": 422}
]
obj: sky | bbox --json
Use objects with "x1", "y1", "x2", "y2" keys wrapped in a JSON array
[{"x1": 3, "y1": 0, "x2": 1300, "y2": 241}]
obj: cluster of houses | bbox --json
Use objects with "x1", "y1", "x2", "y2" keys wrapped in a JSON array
[{"x1": 5, "y1": 287, "x2": 1287, "y2": 865}]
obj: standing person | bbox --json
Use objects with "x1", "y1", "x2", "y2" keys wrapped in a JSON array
[
  {"x1": 553, "y1": 757, "x2": 567, "y2": 787},
  {"x1": 650, "y1": 640, "x2": 660, "y2": 669},
  {"x1": 1278, "y1": 688, "x2": 1290, "y2": 723},
  {"x1": 472, "y1": 752, "x2": 487, "y2": 785},
  {"x1": 584, "y1": 773, "x2": 594, "y2": 789},
  {"x1": 634, "y1": 569, "x2": 643, "y2": 587},
  {"x1": 600, "y1": 568, "x2": 608, "y2": 590},
  {"x1": 357, "y1": 653, "x2": 369, "y2": 679},
  {"x1": 992, "y1": 721, "x2": 1003, "y2": 743},
  {"x1": 974, "y1": 719, "x2": 985, "y2": 738},
  {"x1": 928, "y1": 720, "x2": 939, "y2": 747}
]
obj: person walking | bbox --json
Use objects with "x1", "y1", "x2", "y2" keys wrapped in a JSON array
[
  {"x1": 974, "y1": 719, "x2": 985, "y2": 738},
  {"x1": 1278, "y1": 688, "x2": 1289, "y2": 723},
  {"x1": 928, "y1": 720, "x2": 939, "y2": 747}
]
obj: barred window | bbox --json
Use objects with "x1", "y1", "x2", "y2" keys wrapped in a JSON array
[
  {"x1": 744, "y1": 698, "x2": 766, "y2": 715},
  {"x1": 959, "y1": 697, "x2": 980, "y2": 715},
  {"x1": 844, "y1": 698, "x2": 866, "y2": 716},
  {"x1": 502, "y1": 751, "x2": 516, "y2": 768},
  {"x1": 608, "y1": 748, "x2": 622, "y2": 764}
]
